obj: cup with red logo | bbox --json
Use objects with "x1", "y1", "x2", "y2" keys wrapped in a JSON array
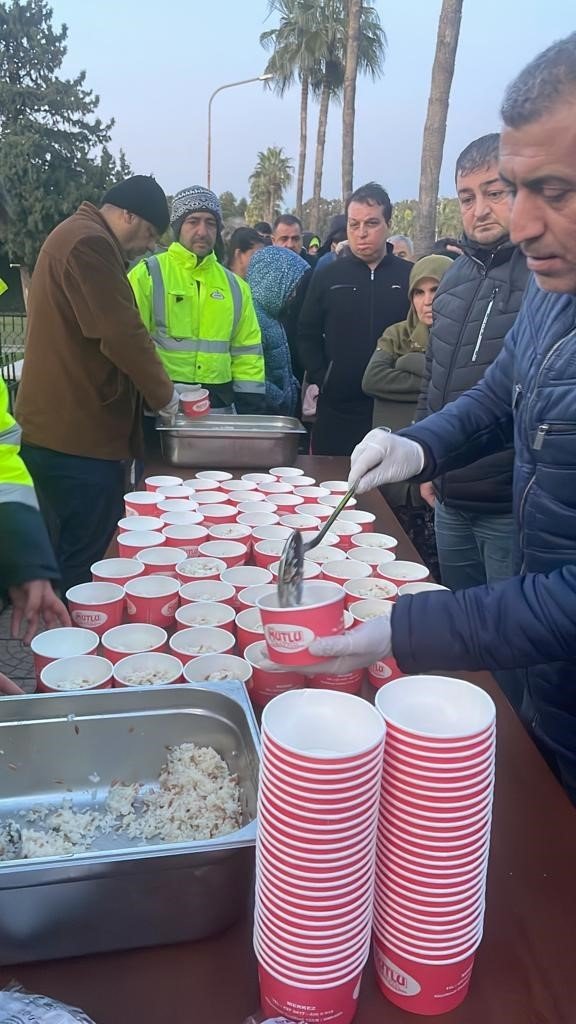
[
  {"x1": 321, "y1": 494, "x2": 359, "y2": 510},
  {"x1": 175, "y1": 556, "x2": 227, "y2": 584},
  {"x1": 123, "y1": 491, "x2": 161, "y2": 516},
  {"x1": 343, "y1": 577, "x2": 398, "y2": 608},
  {"x1": 322, "y1": 560, "x2": 372, "y2": 585},
  {"x1": 180, "y1": 388, "x2": 211, "y2": 417},
  {"x1": 235, "y1": 607, "x2": 265, "y2": 653},
  {"x1": 200, "y1": 503, "x2": 237, "y2": 525},
  {"x1": 236, "y1": 583, "x2": 277, "y2": 612},
  {"x1": 378, "y1": 560, "x2": 431, "y2": 585},
  {"x1": 191, "y1": 491, "x2": 229, "y2": 506},
  {"x1": 178, "y1": 579, "x2": 236, "y2": 607},
  {"x1": 208, "y1": 523, "x2": 253, "y2": 548},
  {"x1": 161, "y1": 524, "x2": 209, "y2": 557},
  {"x1": 271, "y1": 493, "x2": 305, "y2": 514},
  {"x1": 145, "y1": 475, "x2": 184, "y2": 492},
  {"x1": 258, "y1": 480, "x2": 294, "y2": 496},
  {"x1": 91, "y1": 558, "x2": 145, "y2": 587},
  {"x1": 259, "y1": 581, "x2": 346, "y2": 667},
  {"x1": 157, "y1": 499, "x2": 199, "y2": 515},
  {"x1": 117, "y1": 531, "x2": 164, "y2": 559},
  {"x1": 183, "y1": 477, "x2": 224, "y2": 494},
  {"x1": 242, "y1": 473, "x2": 276, "y2": 485},
  {"x1": 136, "y1": 546, "x2": 188, "y2": 577},
  {"x1": 279, "y1": 513, "x2": 321, "y2": 531},
  {"x1": 268, "y1": 559, "x2": 323, "y2": 582},
  {"x1": 340, "y1": 509, "x2": 375, "y2": 532},
  {"x1": 183, "y1": 653, "x2": 253, "y2": 688},
  {"x1": 124, "y1": 575, "x2": 180, "y2": 628},
  {"x1": 156, "y1": 485, "x2": 196, "y2": 500},
  {"x1": 252, "y1": 525, "x2": 291, "y2": 544},
  {"x1": 304, "y1": 544, "x2": 346, "y2": 566},
  {"x1": 198, "y1": 540, "x2": 249, "y2": 568},
  {"x1": 195, "y1": 470, "x2": 233, "y2": 483},
  {"x1": 117, "y1": 515, "x2": 164, "y2": 533},
  {"x1": 175, "y1": 601, "x2": 236, "y2": 632},
  {"x1": 31, "y1": 627, "x2": 99, "y2": 686},
  {"x1": 293, "y1": 485, "x2": 331, "y2": 502},
  {"x1": 39, "y1": 655, "x2": 114, "y2": 694},
  {"x1": 326, "y1": 520, "x2": 363, "y2": 551},
  {"x1": 221, "y1": 566, "x2": 273, "y2": 609},
  {"x1": 236, "y1": 499, "x2": 276, "y2": 514},
  {"x1": 101, "y1": 623, "x2": 167, "y2": 664},
  {"x1": 349, "y1": 547, "x2": 396, "y2": 569},
  {"x1": 253, "y1": 539, "x2": 286, "y2": 569},
  {"x1": 112, "y1": 651, "x2": 184, "y2": 687},
  {"x1": 269, "y1": 466, "x2": 305, "y2": 481},
  {"x1": 160, "y1": 511, "x2": 204, "y2": 528},
  {"x1": 351, "y1": 532, "x2": 397, "y2": 553},
  {"x1": 237, "y1": 511, "x2": 280, "y2": 529},
  {"x1": 169, "y1": 626, "x2": 236, "y2": 661},
  {"x1": 66, "y1": 582, "x2": 124, "y2": 635},
  {"x1": 244, "y1": 641, "x2": 306, "y2": 706}
]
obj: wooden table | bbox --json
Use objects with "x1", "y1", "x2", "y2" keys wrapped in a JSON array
[{"x1": 2, "y1": 456, "x2": 575, "y2": 1023}]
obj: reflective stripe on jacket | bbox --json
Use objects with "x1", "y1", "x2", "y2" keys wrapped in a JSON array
[
  {"x1": 0, "y1": 378, "x2": 38, "y2": 510},
  {"x1": 129, "y1": 243, "x2": 265, "y2": 395}
]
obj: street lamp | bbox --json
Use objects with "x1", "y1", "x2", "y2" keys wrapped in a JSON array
[{"x1": 207, "y1": 74, "x2": 273, "y2": 189}]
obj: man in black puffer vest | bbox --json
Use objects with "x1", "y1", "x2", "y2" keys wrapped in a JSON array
[{"x1": 416, "y1": 134, "x2": 529, "y2": 590}]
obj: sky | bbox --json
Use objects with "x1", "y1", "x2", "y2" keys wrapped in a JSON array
[{"x1": 49, "y1": 0, "x2": 575, "y2": 216}]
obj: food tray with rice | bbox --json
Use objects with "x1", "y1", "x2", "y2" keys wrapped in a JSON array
[
  {"x1": 156, "y1": 412, "x2": 306, "y2": 468},
  {"x1": 0, "y1": 682, "x2": 259, "y2": 964}
]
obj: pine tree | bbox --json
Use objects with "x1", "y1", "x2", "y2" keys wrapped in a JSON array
[{"x1": 0, "y1": 0, "x2": 131, "y2": 270}]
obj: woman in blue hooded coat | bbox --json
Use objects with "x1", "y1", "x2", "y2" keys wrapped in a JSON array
[{"x1": 246, "y1": 246, "x2": 310, "y2": 416}]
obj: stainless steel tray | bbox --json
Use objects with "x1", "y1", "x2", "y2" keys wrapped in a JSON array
[
  {"x1": 0, "y1": 683, "x2": 260, "y2": 963},
  {"x1": 156, "y1": 412, "x2": 306, "y2": 468}
]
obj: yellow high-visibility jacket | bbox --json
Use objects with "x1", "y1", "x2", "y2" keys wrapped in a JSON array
[
  {"x1": 129, "y1": 244, "x2": 266, "y2": 411},
  {"x1": 0, "y1": 373, "x2": 59, "y2": 586}
]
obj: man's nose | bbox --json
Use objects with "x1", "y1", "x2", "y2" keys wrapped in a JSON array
[{"x1": 509, "y1": 190, "x2": 545, "y2": 245}]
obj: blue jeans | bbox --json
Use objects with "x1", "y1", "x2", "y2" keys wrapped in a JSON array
[{"x1": 434, "y1": 502, "x2": 518, "y2": 591}]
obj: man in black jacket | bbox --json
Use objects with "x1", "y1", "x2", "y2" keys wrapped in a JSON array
[
  {"x1": 417, "y1": 134, "x2": 529, "y2": 589},
  {"x1": 297, "y1": 183, "x2": 411, "y2": 455}
]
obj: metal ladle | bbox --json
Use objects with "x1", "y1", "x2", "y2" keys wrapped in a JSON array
[{"x1": 277, "y1": 486, "x2": 357, "y2": 607}]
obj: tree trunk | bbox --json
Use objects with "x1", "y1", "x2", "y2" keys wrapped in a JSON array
[
  {"x1": 268, "y1": 185, "x2": 276, "y2": 225},
  {"x1": 413, "y1": 0, "x2": 463, "y2": 257},
  {"x1": 311, "y1": 79, "x2": 331, "y2": 233},
  {"x1": 296, "y1": 75, "x2": 309, "y2": 221},
  {"x1": 341, "y1": 0, "x2": 362, "y2": 200},
  {"x1": 19, "y1": 266, "x2": 31, "y2": 311}
]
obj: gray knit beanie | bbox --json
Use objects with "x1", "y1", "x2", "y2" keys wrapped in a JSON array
[{"x1": 170, "y1": 186, "x2": 222, "y2": 238}]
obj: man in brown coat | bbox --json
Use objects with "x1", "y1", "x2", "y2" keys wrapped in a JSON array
[{"x1": 16, "y1": 175, "x2": 178, "y2": 592}]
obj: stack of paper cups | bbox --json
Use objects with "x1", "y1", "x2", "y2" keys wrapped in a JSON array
[
  {"x1": 373, "y1": 675, "x2": 496, "y2": 1016},
  {"x1": 255, "y1": 689, "x2": 386, "y2": 1024}
]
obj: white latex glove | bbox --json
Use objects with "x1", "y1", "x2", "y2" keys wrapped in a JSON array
[
  {"x1": 158, "y1": 387, "x2": 181, "y2": 417},
  {"x1": 302, "y1": 616, "x2": 393, "y2": 676},
  {"x1": 173, "y1": 382, "x2": 200, "y2": 395},
  {"x1": 348, "y1": 428, "x2": 425, "y2": 494}
]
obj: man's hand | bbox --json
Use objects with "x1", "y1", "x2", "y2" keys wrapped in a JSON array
[
  {"x1": 302, "y1": 616, "x2": 393, "y2": 676},
  {"x1": 420, "y1": 482, "x2": 436, "y2": 508},
  {"x1": 348, "y1": 429, "x2": 425, "y2": 494},
  {"x1": 0, "y1": 672, "x2": 24, "y2": 695},
  {"x1": 9, "y1": 581, "x2": 71, "y2": 645},
  {"x1": 159, "y1": 387, "x2": 181, "y2": 417}
]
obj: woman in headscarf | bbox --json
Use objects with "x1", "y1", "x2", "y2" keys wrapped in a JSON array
[
  {"x1": 246, "y1": 246, "x2": 310, "y2": 416},
  {"x1": 362, "y1": 254, "x2": 453, "y2": 572}
]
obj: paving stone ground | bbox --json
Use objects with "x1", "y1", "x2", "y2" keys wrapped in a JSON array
[{"x1": 0, "y1": 604, "x2": 35, "y2": 693}]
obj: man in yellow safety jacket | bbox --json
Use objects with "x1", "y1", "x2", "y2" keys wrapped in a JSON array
[{"x1": 129, "y1": 186, "x2": 266, "y2": 412}]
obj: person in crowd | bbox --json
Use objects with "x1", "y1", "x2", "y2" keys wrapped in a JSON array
[
  {"x1": 415, "y1": 133, "x2": 529, "y2": 591},
  {"x1": 253, "y1": 221, "x2": 273, "y2": 245},
  {"x1": 305, "y1": 33, "x2": 576, "y2": 805},
  {"x1": 246, "y1": 246, "x2": 309, "y2": 416},
  {"x1": 227, "y1": 227, "x2": 265, "y2": 278},
  {"x1": 428, "y1": 236, "x2": 463, "y2": 260},
  {"x1": 129, "y1": 186, "x2": 265, "y2": 415},
  {"x1": 315, "y1": 214, "x2": 348, "y2": 272},
  {"x1": 388, "y1": 234, "x2": 414, "y2": 261},
  {"x1": 0, "y1": 187, "x2": 69, "y2": 695},
  {"x1": 272, "y1": 214, "x2": 316, "y2": 268},
  {"x1": 15, "y1": 176, "x2": 178, "y2": 595},
  {"x1": 296, "y1": 182, "x2": 411, "y2": 455},
  {"x1": 362, "y1": 254, "x2": 452, "y2": 568},
  {"x1": 303, "y1": 232, "x2": 321, "y2": 256}
]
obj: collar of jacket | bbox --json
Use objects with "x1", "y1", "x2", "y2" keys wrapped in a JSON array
[
  {"x1": 168, "y1": 241, "x2": 217, "y2": 273},
  {"x1": 461, "y1": 235, "x2": 517, "y2": 269},
  {"x1": 349, "y1": 240, "x2": 395, "y2": 272},
  {"x1": 76, "y1": 202, "x2": 126, "y2": 264}
]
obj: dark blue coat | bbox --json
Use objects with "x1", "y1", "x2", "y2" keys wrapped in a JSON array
[{"x1": 392, "y1": 276, "x2": 576, "y2": 798}]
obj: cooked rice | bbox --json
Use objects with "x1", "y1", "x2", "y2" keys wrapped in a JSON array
[{"x1": 6, "y1": 743, "x2": 241, "y2": 861}]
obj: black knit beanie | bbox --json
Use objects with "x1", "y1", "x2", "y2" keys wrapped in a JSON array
[{"x1": 101, "y1": 175, "x2": 170, "y2": 234}]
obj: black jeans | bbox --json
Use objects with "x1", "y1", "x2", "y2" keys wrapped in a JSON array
[{"x1": 21, "y1": 445, "x2": 127, "y2": 594}]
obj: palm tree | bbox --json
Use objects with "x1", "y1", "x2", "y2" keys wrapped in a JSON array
[
  {"x1": 310, "y1": 0, "x2": 385, "y2": 231},
  {"x1": 413, "y1": 0, "x2": 463, "y2": 255},
  {"x1": 341, "y1": 0, "x2": 363, "y2": 199},
  {"x1": 261, "y1": 0, "x2": 323, "y2": 221},
  {"x1": 249, "y1": 146, "x2": 294, "y2": 224}
]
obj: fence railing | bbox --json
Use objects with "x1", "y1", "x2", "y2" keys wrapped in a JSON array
[{"x1": 0, "y1": 314, "x2": 26, "y2": 382}]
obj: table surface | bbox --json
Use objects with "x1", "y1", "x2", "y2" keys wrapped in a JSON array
[{"x1": 2, "y1": 455, "x2": 575, "y2": 1024}]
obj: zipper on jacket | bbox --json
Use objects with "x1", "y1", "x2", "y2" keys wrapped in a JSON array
[
  {"x1": 512, "y1": 383, "x2": 522, "y2": 410},
  {"x1": 471, "y1": 289, "x2": 498, "y2": 363},
  {"x1": 533, "y1": 424, "x2": 549, "y2": 450},
  {"x1": 519, "y1": 475, "x2": 535, "y2": 573}
]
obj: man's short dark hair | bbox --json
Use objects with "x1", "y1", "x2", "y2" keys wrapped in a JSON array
[
  {"x1": 455, "y1": 134, "x2": 500, "y2": 182},
  {"x1": 253, "y1": 221, "x2": 272, "y2": 235},
  {"x1": 501, "y1": 32, "x2": 576, "y2": 129},
  {"x1": 273, "y1": 214, "x2": 302, "y2": 231},
  {"x1": 345, "y1": 183, "x2": 392, "y2": 225}
]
